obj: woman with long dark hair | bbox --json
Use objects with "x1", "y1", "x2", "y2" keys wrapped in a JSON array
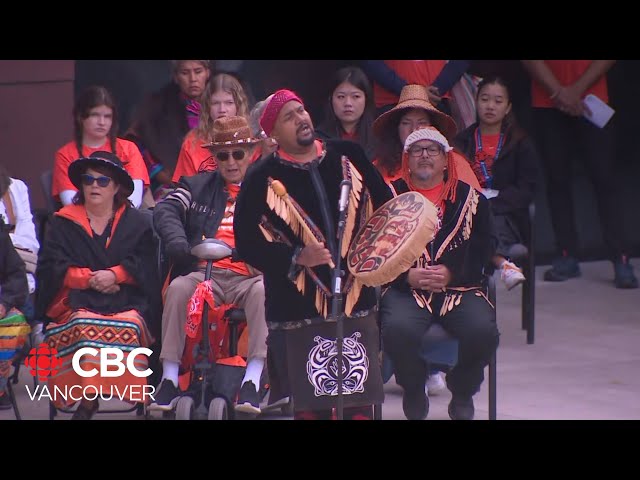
[
  {"x1": 316, "y1": 66, "x2": 376, "y2": 161},
  {"x1": 53, "y1": 86, "x2": 149, "y2": 208},
  {"x1": 453, "y1": 76, "x2": 539, "y2": 290}
]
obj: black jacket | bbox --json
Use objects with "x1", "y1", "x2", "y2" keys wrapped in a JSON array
[
  {"x1": 35, "y1": 206, "x2": 161, "y2": 335},
  {"x1": 126, "y1": 83, "x2": 190, "y2": 172},
  {"x1": 0, "y1": 230, "x2": 28, "y2": 311},
  {"x1": 234, "y1": 140, "x2": 392, "y2": 325},
  {"x1": 389, "y1": 179, "x2": 495, "y2": 292},
  {"x1": 453, "y1": 124, "x2": 538, "y2": 223},
  {"x1": 153, "y1": 171, "x2": 230, "y2": 279}
]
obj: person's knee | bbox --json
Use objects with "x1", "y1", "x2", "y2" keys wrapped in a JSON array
[
  {"x1": 462, "y1": 320, "x2": 499, "y2": 352},
  {"x1": 381, "y1": 314, "x2": 420, "y2": 349},
  {"x1": 248, "y1": 279, "x2": 265, "y2": 302},
  {"x1": 165, "y1": 275, "x2": 195, "y2": 301}
]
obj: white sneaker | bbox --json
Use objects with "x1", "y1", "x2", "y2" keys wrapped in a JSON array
[
  {"x1": 426, "y1": 372, "x2": 447, "y2": 396},
  {"x1": 501, "y1": 260, "x2": 526, "y2": 290}
]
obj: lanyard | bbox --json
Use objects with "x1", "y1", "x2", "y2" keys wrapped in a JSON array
[{"x1": 475, "y1": 128, "x2": 504, "y2": 189}]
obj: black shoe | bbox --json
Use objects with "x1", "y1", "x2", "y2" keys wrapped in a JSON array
[
  {"x1": 402, "y1": 389, "x2": 429, "y2": 420},
  {"x1": 614, "y1": 257, "x2": 638, "y2": 289},
  {"x1": 448, "y1": 394, "x2": 475, "y2": 420},
  {"x1": 149, "y1": 379, "x2": 181, "y2": 411},
  {"x1": 235, "y1": 380, "x2": 261, "y2": 415},
  {"x1": 544, "y1": 256, "x2": 581, "y2": 282},
  {"x1": 0, "y1": 391, "x2": 11, "y2": 411},
  {"x1": 71, "y1": 401, "x2": 99, "y2": 420}
]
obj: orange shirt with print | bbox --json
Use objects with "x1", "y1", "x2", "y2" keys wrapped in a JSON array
[
  {"x1": 52, "y1": 138, "x2": 150, "y2": 201},
  {"x1": 202, "y1": 183, "x2": 250, "y2": 276},
  {"x1": 531, "y1": 60, "x2": 609, "y2": 109},
  {"x1": 374, "y1": 60, "x2": 447, "y2": 108},
  {"x1": 172, "y1": 130, "x2": 216, "y2": 182}
]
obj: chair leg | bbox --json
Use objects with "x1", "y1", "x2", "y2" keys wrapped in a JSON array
[
  {"x1": 373, "y1": 403, "x2": 383, "y2": 420},
  {"x1": 521, "y1": 263, "x2": 529, "y2": 331},
  {"x1": 488, "y1": 351, "x2": 497, "y2": 420},
  {"x1": 526, "y1": 254, "x2": 535, "y2": 345},
  {"x1": 6, "y1": 378, "x2": 21, "y2": 420}
]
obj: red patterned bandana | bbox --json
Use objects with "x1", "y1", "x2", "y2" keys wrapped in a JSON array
[{"x1": 260, "y1": 89, "x2": 303, "y2": 136}]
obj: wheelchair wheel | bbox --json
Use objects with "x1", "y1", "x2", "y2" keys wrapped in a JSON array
[
  {"x1": 175, "y1": 396, "x2": 194, "y2": 420},
  {"x1": 208, "y1": 397, "x2": 228, "y2": 420}
]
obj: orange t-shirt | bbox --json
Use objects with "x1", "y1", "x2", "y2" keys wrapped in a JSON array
[
  {"x1": 531, "y1": 60, "x2": 609, "y2": 108},
  {"x1": 172, "y1": 130, "x2": 216, "y2": 182},
  {"x1": 200, "y1": 183, "x2": 250, "y2": 276},
  {"x1": 277, "y1": 139, "x2": 324, "y2": 163},
  {"x1": 52, "y1": 138, "x2": 150, "y2": 200},
  {"x1": 415, "y1": 182, "x2": 445, "y2": 216},
  {"x1": 373, "y1": 60, "x2": 447, "y2": 108}
]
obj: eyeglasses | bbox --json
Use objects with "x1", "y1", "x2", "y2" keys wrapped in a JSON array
[
  {"x1": 215, "y1": 150, "x2": 247, "y2": 162},
  {"x1": 81, "y1": 174, "x2": 112, "y2": 187},
  {"x1": 408, "y1": 145, "x2": 443, "y2": 158}
]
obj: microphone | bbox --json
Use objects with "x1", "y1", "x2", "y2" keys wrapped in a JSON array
[{"x1": 338, "y1": 180, "x2": 352, "y2": 212}]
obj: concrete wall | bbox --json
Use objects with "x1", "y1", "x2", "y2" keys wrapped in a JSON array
[{"x1": 0, "y1": 60, "x2": 74, "y2": 209}]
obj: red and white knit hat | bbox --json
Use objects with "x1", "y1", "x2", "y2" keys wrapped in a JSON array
[{"x1": 404, "y1": 126, "x2": 453, "y2": 153}]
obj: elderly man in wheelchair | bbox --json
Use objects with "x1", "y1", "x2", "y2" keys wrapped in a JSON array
[{"x1": 151, "y1": 116, "x2": 268, "y2": 416}]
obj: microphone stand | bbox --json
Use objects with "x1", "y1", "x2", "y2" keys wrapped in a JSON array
[{"x1": 333, "y1": 180, "x2": 351, "y2": 420}]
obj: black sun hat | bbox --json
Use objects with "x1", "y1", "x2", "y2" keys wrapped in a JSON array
[{"x1": 68, "y1": 151, "x2": 134, "y2": 196}]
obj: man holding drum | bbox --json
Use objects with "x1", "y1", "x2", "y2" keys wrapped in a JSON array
[
  {"x1": 234, "y1": 89, "x2": 392, "y2": 420},
  {"x1": 380, "y1": 126, "x2": 499, "y2": 420}
]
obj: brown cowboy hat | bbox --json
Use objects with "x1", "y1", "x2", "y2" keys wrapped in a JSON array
[
  {"x1": 372, "y1": 84, "x2": 458, "y2": 140},
  {"x1": 202, "y1": 116, "x2": 261, "y2": 151}
]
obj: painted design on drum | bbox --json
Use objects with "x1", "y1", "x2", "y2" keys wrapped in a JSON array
[
  {"x1": 307, "y1": 332, "x2": 369, "y2": 397},
  {"x1": 347, "y1": 192, "x2": 424, "y2": 274}
]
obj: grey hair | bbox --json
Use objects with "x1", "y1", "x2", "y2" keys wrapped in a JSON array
[{"x1": 249, "y1": 94, "x2": 275, "y2": 137}]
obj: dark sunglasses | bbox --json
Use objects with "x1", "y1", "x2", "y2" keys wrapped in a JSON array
[
  {"x1": 215, "y1": 150, "x2": 246, "y2": 162},
  {"x1": 81, "y1": 174, "x2": 112, "y2": 187}
]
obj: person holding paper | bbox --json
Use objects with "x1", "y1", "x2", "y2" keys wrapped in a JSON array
[{"x1": 522, "y1": 60, "x2": 637, "y2": 289}]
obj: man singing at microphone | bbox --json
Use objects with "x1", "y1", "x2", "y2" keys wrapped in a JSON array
[{"x1": 234, "y1": 89, "x2": 392, "y2": 420}]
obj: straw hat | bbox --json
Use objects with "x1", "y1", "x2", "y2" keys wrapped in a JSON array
[
  {"x1": 372, "y1": 84, "x2": 458, "y2": 140},
  {"x1": 202, "y1": 116, "x2": 261, "y2": 150}
]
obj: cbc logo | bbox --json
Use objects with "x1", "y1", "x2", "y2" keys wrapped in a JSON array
[{"x1": 72, "y1": 347, "x2": 153, "y2": 378}]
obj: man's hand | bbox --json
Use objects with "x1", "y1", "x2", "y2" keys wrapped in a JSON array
[
  {"x1": 0, "y1": 304, "x2": 6, "y2": 319},
  {"x1": 407, "y1": 265, "x2": 452, "y2": 291},
  {"x1": 553, "y1": 84, "x2": 589, "y2": 117},
  {"x1": 89, "y1": 270, "x2": 118, "y2": 293},
  {"x1": 422, "y1": 264, "x2": 452, "y2": 291},
  {"x1": 296, "y1": 243, "x2": 333, "y2": 268}
]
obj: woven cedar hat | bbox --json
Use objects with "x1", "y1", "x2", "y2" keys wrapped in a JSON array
[
  {"x1": 372, "y1": 84, "x2": 458, "y2": 140},
  {"x1": 202, "y1": 116, "x2": 261, "y2": 150}
]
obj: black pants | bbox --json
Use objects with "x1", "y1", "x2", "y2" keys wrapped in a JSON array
[
  {"x1": 494, "y1": 213, "x2": 523, "y2": 259},
  {"x1": 380, "y1": 288, "x2": 499, "y2": 398},
  {"x1": 532, "y1": 108, "x2": 628, "y2": 259}
]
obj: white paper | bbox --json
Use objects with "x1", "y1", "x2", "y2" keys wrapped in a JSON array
[{"x1": 582, "y1": 94, "x2": 615, "y2": 128}]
